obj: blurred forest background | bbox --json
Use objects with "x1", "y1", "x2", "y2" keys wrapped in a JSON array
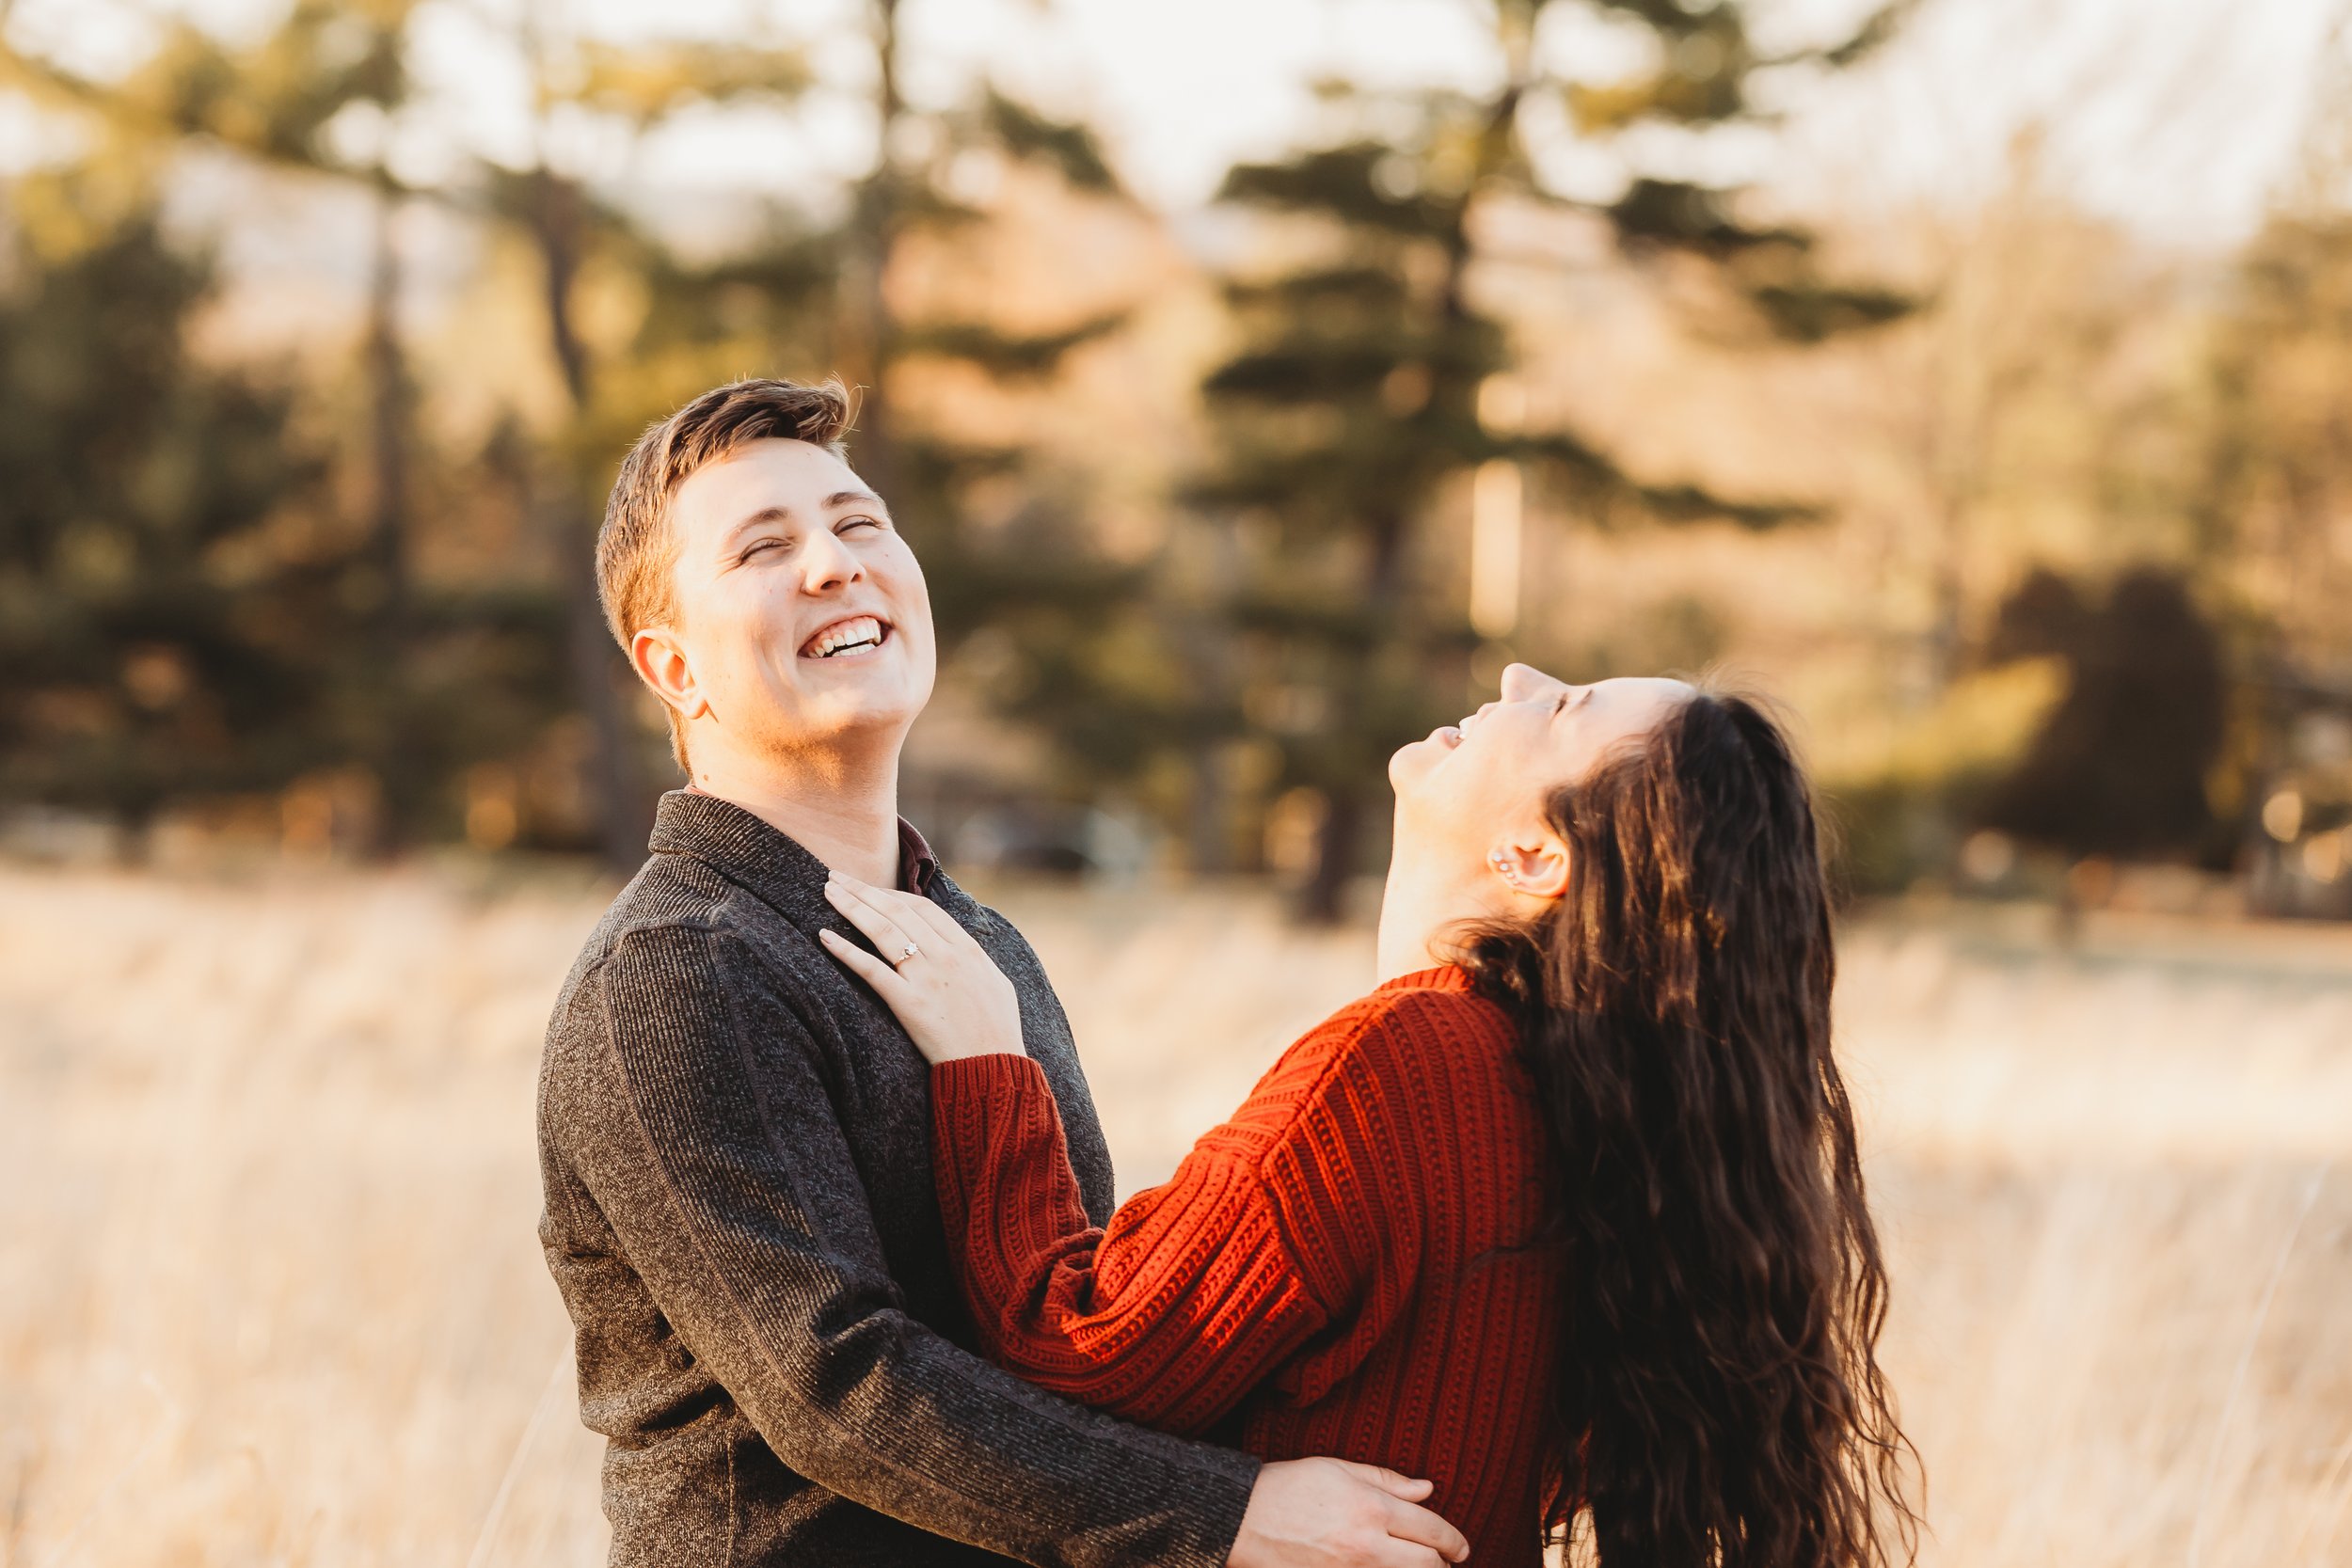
[
  {"x1": 6, "y1": 7, "x2": 2352, "y2": 1567},
  {"x1": 1, "y1": 0, "x2": 2347, "y2": 920}
]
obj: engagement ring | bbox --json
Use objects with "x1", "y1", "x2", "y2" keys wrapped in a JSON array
[{"x1": 894, "y1": 942, "x2": 920, "y2": 966}]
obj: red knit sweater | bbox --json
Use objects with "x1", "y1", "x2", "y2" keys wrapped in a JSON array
[{"x1": 930, "y1": 966, "x2": 1564, "y2": 1568}]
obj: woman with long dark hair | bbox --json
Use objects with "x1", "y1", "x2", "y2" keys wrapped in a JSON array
[{"x1": 820, "y1": 663, "x2": 1917, "y2": 1568}]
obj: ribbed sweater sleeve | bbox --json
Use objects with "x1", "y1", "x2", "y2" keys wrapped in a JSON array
[
  {"x1": 930, "y1": 999, "x2": 1422, "y2": 1436},
  {"x1": 559, "y1": 924, "x2": 1256, "y2": 1568}
]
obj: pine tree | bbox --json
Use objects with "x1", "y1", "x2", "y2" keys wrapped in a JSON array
[
  {"x1": 829, "y1": 5, "x2": 1186, "y2": 813},
  {"x1": 1197, "y1": 0, "x2": 1913, "y2": 919},
  {"x1": 2, "y1": 6, "x2": 816, "y2": 857},
  {"x1": 0, "y1": 197, "x2": 345, "y2": 836},
  {"x1": 4, "y1": 4, "x2": 1168, "y2": 850}
]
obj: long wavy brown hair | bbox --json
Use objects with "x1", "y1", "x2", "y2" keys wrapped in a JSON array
[{"x1": 1452, "y1": 686, "x2": 1919, "y2": 1568}]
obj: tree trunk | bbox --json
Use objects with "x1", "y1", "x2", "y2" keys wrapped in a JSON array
[
  {"x1": 1295, "y1": 504, "x2": 1411, "y2": 924},
  {"x1": 365, "y1": 196, "x2": 410, "y2": 621},
  {"x1": 1296, "y1": 788, "x2": 1365, "y2": 925},
  {"x1": 361, "y1": 192, "x2": 416, "y2": 854},
  {"x1": 840, "y1": 0, "x2": 903, "y2": 497},
  {"x1": 1291, "y1": 77, "x2": 1521, "y2": 924},
  {"x1": 557, "y1": 491, "x2": 653, "y2": 865},
  {"x1": 527, "y1": 166, "x2": 648, "y2": 870}
]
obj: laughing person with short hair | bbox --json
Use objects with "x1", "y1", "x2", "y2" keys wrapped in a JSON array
[{"x1": 535, "y1": 377, "x2": 1469, "y2": 1568}]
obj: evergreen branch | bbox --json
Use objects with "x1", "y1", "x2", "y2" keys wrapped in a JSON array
[
  {"x1": 1607, "y1": 178, "x2": 1808, "y2": 257},
  {"x1": 892, "y1": 435, "x2": 1030, "y2": 493},
  {"x1": 1623, "y1": 480, "x2": 1819, "y2": 530},
  {"x1": 1222, "y1": 265, "x2": 1409, "y2": 312},
  {"x1": 0, "y1": 15, "x2": 438, "y2": 200},
  {"x1": 1502, "y1": 431, "x2": 1633, "y2": 490},
  {"x1": 898, "y1": 310, "x2": 1129, "y2": 379},
  {"x1": 980, "y1": 86, "x2": 1125, "y2": 197},
  {"x1": 1745, "y1": 279, "x2": 1916, "y2": 342},
  {"x1": 1216, "y1": 143, "x2": 1463, "y2": 239},
  {"x1": 1508, "y1": 435, "x2": 1816, "y2": 529},
  {"x1": 1183, "y1": 449, "x2": 1440, "y2": 517},
  {"x1": 1202, "y1": 344, "x2": 1403, "y2": 403}
]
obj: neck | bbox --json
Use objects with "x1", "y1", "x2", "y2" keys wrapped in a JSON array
[
  {"x1": 686, "y1": 725, "x2": 905, "y2": 885},
  {"x1": 1375, "y1": 831, "x2": 1502, "y2": 984}
]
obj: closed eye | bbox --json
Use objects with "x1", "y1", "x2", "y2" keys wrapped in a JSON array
[{"x1": 837, "y1": 514, "x2": 885, "y2": 532}]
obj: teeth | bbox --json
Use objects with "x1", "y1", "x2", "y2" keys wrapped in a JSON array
[{"x1": 806, "y1": 617, "x2": 883, "y2": 658}]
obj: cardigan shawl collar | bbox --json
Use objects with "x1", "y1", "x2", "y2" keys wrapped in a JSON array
[{"x1": 648, "y1": 788, "x2": 940, "y2": 927}]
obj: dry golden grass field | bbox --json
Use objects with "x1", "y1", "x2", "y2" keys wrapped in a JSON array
[{"x1": 4, "y1": 861, "x2": 2350, "y2": 1568}]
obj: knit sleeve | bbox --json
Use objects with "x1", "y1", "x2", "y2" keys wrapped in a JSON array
[
  {"x1": 930, "y1": 1000, "x2": 1428, "y2": 1433},
  {"x1": 560, "y1": 927, "x2": 1258, "y2": 1567}
]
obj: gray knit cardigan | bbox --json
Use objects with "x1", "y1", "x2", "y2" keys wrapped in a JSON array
[{"x1": 536, "y1": 789, "x2": 1258, "y2": 1566}]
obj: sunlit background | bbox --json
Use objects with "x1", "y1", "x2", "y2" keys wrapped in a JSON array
[{"x1": 2, "y1": 1, "x2": 2349, "y2": 1564}]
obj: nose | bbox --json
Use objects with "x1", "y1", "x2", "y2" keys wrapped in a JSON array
[
  {"x1": 801, "y1": 527, "x2": 865, "y2": 594},
  {"x1": 1498, "y1": 661, "x2": 1565, "y2": 703}
]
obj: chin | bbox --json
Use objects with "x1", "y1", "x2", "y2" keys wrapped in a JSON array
[
  {"x1": 816, "y1": 690, "x2": 927, "y2": 736},
  {"x1": 789, "y1": 651, "x2": 933, "y2": 717},
  {"x1": 743, "y1": 682, "x2": 923, "y2": 752}
]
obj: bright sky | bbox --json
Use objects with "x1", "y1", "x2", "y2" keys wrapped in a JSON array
[
  {"x1": 0, "y1": 0, "x2": 2343, "y2": 246},
  {"x1": 914, "y1": 0, "x2": 2344, "y2": 245}
]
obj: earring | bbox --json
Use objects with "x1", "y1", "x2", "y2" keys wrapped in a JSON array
[{"x1": 1489, "y1": 851, "x2": 1517, "y2": 884}]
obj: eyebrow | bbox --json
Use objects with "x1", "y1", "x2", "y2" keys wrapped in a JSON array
[{"x1": 720, "y1": 491, "x2": 889, "y2": 549}]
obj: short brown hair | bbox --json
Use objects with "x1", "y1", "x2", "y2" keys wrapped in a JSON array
[{"x1": 596, "y1": 377, "x2": 854, "y2": 769}]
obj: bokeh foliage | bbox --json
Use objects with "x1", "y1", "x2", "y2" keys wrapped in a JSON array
[
  {"x1": 0, "y1": 202, "x2": 339, "y2": 823},
  {"x1": 0, "y1": 0, "x2": 2344, "y2": 915},
  {"x1": 1187, "y1": 0, "x2": 1910, "y2": 917}
]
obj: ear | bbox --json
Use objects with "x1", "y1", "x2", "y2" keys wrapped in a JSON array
[
  {"x1": 1488, "y1": 834, "x2": 1570, "y2": 901},
  {"x1": 629, "y1": 626, "x2": 708, "y2": 725}
]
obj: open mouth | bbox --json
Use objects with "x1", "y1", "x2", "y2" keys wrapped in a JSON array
[{"x1": 800, "y1": 615, "x2": 890, "y2": 660}]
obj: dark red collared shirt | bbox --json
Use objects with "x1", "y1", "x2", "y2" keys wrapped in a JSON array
[
  {"x1": 683, "y1": 784, "x2": 939, "y2": 895},
  {"x1": 896, "y1": 816, "x2": 942, "y2": 896}
]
